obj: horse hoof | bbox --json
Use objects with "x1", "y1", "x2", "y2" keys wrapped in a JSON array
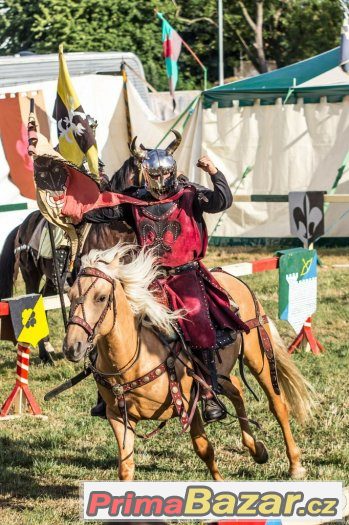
[
  {"x1": 251, "y1": 441, "x2": 269, "y2": 464},
  {"x1": 290, "y1": 466, "x2": 307, "y2": 480}
]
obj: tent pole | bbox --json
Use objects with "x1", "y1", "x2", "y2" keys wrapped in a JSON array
[{"x1": 218, "y1": 0, "x2": 224, "y2": 85}]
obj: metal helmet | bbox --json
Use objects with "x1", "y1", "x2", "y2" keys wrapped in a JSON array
[{"x1": 129, "y1": 130, "x2": 182, "y2": 200}]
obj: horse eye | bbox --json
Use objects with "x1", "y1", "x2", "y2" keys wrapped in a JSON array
[{"x1": 98, "y1": 295, "x2": 107, "y2": 302}]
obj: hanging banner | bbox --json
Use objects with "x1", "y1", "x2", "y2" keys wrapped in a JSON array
[
  {"x1": 289, "y1": 191, "x2": 324, "y2": 247},
  {"x1": 278, "y1": 248, "x2": 317, "y2": 333},
  {"x1": 6, "y1": 294, "x2": 49, "y2": 347},
  {"x1": 0, "y1": 92, "x2": 50, "y2": 200}
]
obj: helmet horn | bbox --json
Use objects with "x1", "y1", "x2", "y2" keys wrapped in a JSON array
[
  {"x1": 129, "y1": 137, "x2": 147, "y2": 161},
  {"x1": 166, "y1": 129, "x2": 182, "y2": 155}
]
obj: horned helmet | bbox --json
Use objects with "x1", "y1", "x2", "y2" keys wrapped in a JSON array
[{"x1": 129, "y1": 130, "x2": 182, "y2": 200}]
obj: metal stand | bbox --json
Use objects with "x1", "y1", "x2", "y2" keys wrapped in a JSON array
[{"x1": 288, "y1": 317, "x2": 325, "y2": 355}]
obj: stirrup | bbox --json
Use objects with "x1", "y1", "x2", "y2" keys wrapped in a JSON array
[{"x1": 202, "y1": 397, "x2": 227, "y2": 424}]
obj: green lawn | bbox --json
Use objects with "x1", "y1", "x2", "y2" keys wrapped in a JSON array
[{"x1": 0, "y1": 247, "x2": 348, "y2": 525}]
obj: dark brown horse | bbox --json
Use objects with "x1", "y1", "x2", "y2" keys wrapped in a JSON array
[{"x1": 0, "y1": 157, "x2": 139, "y2": 362}]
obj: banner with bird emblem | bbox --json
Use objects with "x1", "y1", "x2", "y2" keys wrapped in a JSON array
[{"x1": 53, "y1": 44, "x2": 99, "y2": 180}]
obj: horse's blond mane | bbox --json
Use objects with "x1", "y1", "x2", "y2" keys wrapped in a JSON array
[{"x1": 80, "y1": 243, "x2": 180, "y2": 335}]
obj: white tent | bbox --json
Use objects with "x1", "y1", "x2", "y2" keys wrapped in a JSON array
[
  {"x1": 201, "y1": 47, "x2": 349, "y2": 244},
  {"x1": 1, "y1": 47, "x2": 349, "y2": 250}
]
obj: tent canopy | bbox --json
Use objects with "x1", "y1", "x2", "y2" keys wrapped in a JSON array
[{"x1": 203, "y1": 47, "x2": 349, "y2": 108}]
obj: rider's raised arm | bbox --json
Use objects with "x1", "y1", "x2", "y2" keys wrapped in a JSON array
[{"x1": 193, "y1": 156, "x2": 233, "y2": 214}]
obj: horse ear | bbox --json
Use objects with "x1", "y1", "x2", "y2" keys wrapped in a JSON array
[{"x1": 107, "y1": 254, "x2": 121, "y2": 271}]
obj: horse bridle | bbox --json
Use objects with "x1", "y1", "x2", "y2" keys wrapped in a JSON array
[{"x1": 67, "y1": 267, "x2": 116, "y2": 348}]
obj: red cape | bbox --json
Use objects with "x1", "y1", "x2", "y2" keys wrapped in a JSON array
[{"x1": 61, "y1": 166, "x2": 185, "y2": 223}]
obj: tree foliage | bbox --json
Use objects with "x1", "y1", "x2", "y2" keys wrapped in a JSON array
[{"x1": 0, "y1": 0, "x2": 344, "y2": 90}]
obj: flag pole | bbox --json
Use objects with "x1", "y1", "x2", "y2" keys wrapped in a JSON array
[
  {"x1": 218, "y1": 0, "x2": 224, "y2": 85},
  {"x1": 27, "y1": 100, "x2": 67, "y2": 329},
  {"x1": 179, "y1": 38, "x2": 208, "y2": 91},
  {"x1": 120, "y1": 61, "x2": 132, "y2": 145}
]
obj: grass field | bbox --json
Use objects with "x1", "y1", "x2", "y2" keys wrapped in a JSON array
[{"x1": 0, "y1": 247, "x2": 348, "y2": 525}]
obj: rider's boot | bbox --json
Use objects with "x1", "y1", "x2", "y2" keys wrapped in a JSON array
[
  {"x1": 200, "y1": 348, "x2": 227, "y2": 424},
  {"x1": 91, "y1": 391, "x2": 107, "y2": 419}
]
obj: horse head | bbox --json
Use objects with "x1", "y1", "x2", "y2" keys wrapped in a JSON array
[
  {"x1": 63, "y1": 243, "x2": 177, "y2": 363},
  {"x1": 63, "y1": 265, "x2": 118, "y2": 362}
]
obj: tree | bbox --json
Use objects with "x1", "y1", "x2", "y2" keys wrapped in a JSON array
[{"x1": 0, "y1": 0, "x2": 345, "y2": 89}]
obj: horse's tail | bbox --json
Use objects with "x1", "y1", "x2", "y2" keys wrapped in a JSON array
[
  {"x1": 269, "y1": 319, "x2": 316, "y2": 425},
  {"x1": 0, "y1": 225, "x2": 19, "y2": 299}
]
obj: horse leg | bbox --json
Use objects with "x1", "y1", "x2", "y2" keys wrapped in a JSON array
[
  {"x1": 190, "y1": 409, "x2": 223, "y2": 480},
  {"x1": 108, "y1": 413, "x2": 136, "y2": 480},
  {"x1": 243, "y1": 331, "x2": 306, "y2": 479},
  {"x1": 220, "y1": 375, "x2": 268, "y2": 464},
  {"x1": 38, "y1": 337, "x2": 55, "y2": 365}
]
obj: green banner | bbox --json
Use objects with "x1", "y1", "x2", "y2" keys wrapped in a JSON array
[{"x1": 278, "y1": 248, "x2": 318, "y2": 333}]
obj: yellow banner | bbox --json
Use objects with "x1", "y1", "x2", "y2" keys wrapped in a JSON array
[{"x1": 56, "y1": 44, "x2": 99, "y2": 179}]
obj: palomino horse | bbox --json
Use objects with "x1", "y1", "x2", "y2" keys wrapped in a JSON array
[{"x1": 63, "y1": 244, "x2": 314, "y2": 480}]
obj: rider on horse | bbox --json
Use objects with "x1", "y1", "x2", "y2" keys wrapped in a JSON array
[{"x1": 81, "y1": 130, "x2": 250, "y2": 423}]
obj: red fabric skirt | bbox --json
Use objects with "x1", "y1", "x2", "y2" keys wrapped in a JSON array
[{"x1": 154, "y1": 262, "x2": 249, "y2": 350}]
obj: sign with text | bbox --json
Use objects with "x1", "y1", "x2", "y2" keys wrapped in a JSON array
[{"x1": 82, "y1": 481, "x2": 342, "y2": 522}]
